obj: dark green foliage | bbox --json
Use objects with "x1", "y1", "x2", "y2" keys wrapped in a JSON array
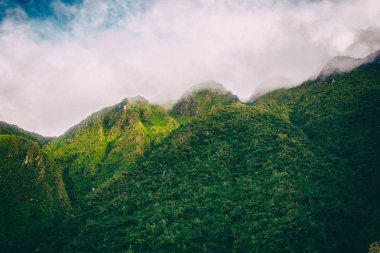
[
  {"x1": 252, "y1": 61, "x2": 380, "y2": 252},
  {"x1": 0, "y1": 135, "x2": 69, "y2": 253}
]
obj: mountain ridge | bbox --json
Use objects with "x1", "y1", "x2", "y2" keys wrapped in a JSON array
[
  {"x1": 319, "y1": 49, "x2": 380, "y2": 77},
  {"x1": 1, "y1": 49, "x2": 380, "y2": 253},
  {"x1": 54, "y1": 52, "x2": 380, "y2": 252},
  {"x1": 0, "y1": 121, "x2": 53, "y2": 144}
]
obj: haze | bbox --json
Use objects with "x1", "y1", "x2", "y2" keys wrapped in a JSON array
[{"x1": 0, "y1": 0, "x2": 379, "y2": 136}]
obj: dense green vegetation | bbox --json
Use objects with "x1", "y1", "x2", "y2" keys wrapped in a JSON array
[
  {"x1": 0, "y1": 55, "x2": 379, "y2": 252},
  {"x1": 251, "y1": 62, "x2": 380, "y2": 252},
  {"x1": 57, "y1": 105, "x2": 335, "y2": 252},
  {"x1": 58, "y1": 58, "x2": 379, "y2": 252},
  {"x1": 0, "y1": 134, "x2": 69, "y2": 252}
]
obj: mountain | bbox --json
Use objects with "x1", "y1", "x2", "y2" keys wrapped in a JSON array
[
  {"x1": 58, "y1": 104, "x2": 335, "y2": 253},
  {"x1": 1, "y1": 50, "x2": 380, "y2": 253},
  {"x1": 54, "y1": 53, "x2": 379, "y2": 252}
]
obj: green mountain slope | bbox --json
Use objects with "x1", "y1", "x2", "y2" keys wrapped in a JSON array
[
  {"x1": 0, "y1": 121, "x2": 52, "y2": 144},
  {"x1": 0, "y1": 135, "x2": 69, "y2": 253},
  {"x1": 58, "y1": 105, "x2": 328, "y2": 252},
  {"x1": 251, "y1": 59, "x2": 380, "y2": 252},
  {"x1": 1, "y1": 53, "x2": 379, "y2": 253},
  {"x1": 56, "y1": 57, "x2": 379, "y2": 253},
  {"x1": 44, "y1": 97, "x2": 179, "y2": 203}
]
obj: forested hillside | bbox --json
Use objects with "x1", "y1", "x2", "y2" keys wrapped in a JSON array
[
  {"x1": 0, "y1": 53, "x2": 379, "y2": 253},
  {"x1": 251, "y1": 58, "x2": 380, "y2": 252},
  {"x1": 57, "y1": 56, "x2": 380, "y2": 252}
]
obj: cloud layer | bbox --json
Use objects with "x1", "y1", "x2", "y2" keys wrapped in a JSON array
[{"x1": 0, "y1": 0, "x2": 379, "y2": 136}]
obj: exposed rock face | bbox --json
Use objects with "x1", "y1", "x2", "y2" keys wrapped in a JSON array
[{"x1": 120, "y1": 96, "x2": 149, "y2": 110}]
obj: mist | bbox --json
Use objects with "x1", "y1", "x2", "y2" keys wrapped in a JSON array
[{"x1": 0, "y1": 0, "x2": 379, "y2": 136}]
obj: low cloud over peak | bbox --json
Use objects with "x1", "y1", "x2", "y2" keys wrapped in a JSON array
[{"x1": 0, "y1": 0, "x2": 379, "y2": 136}]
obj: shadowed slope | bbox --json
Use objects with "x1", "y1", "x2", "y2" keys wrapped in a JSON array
[{"x1": 0, "y1": 135, "x2": 69, "y2": 253}]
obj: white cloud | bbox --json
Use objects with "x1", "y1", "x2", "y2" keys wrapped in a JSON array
[{"x1": 0, "y1": 0, "x2": 379, "y2": 136}]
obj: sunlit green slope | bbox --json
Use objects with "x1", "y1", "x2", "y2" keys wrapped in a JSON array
[{"x1": 44, "y1": 96, "x2": 179, "y2": 204}]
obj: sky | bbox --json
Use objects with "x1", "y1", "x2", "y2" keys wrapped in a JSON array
[{"x1": 0, "y1": 0, "x2": 379, "y2": 136}]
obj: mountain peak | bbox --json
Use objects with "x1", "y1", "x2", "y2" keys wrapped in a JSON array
[
  {"x1": 171, "y1": 81, "x2": 239, "y2": 117},
  {"x1": 319, "y1": 49, "x2": 380, "y2": 76},
  {"x1": 120, "y1": 96, "x2": 149, "y2": 107},
  {"x1": 365, "y1": 49, "x2": 380, "y2": 63},
  {"x1": 319, "y1": 56, "x2": 362, "y2": 76},
  {"x1": 184, "y1": 81, "x2": 228, "y2": 96}
]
